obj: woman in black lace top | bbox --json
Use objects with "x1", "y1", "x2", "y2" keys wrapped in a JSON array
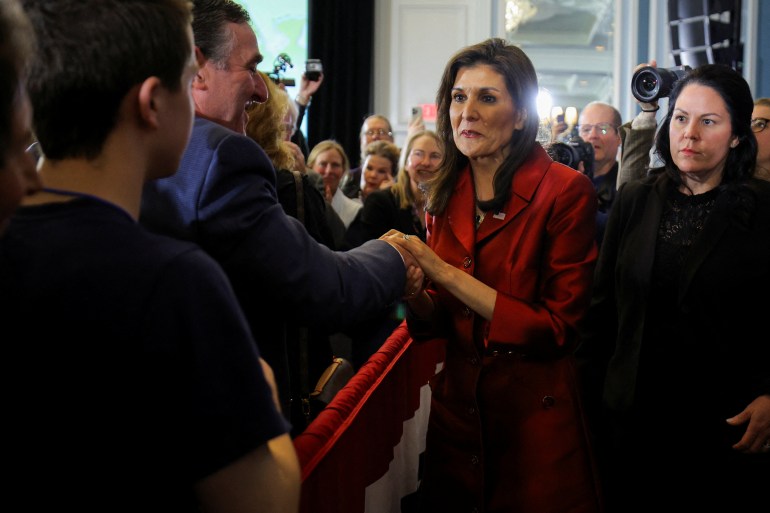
[{"x1": 579, "y1": 64, "x2": 770, "y2": 512}]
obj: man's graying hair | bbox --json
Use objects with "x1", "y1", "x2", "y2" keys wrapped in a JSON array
[{"x1": 192, "y1": 0, "x2": 251, "y2": 67}]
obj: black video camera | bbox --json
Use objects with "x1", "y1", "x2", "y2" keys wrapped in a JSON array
[
  {"x1": 545, "y1": 128, "x2": 595, "y2": 178},
  {"x1": 269, "y1": 53, "x2": 295, "y2": 87},
  {"x1": 631, "y1": 65, "x2": 691, "y2": 103}
]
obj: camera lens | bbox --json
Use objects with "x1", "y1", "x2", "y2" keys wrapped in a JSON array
[
  {"x1": 632, "y1": 67, "x2": 661, "y2": 103},
  {"x1": 631, "y1": 65, "x2": 691, "y2": 103},
  {"x1": 546, "y1": 142, "x2": 579, "y2": 169},
  {"x1": 639, "y1": 75, "x2": 657, "y2": 94}
]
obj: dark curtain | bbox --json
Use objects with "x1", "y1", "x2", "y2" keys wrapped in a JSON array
[
  {"x1": 667, "y1": 0, "x2": 742, "y2": 70},
  {"x1": 307, "y1": 0, "x2": 374, "y2": 164}
]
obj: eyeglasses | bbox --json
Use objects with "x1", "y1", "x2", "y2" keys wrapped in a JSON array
[
  {"x1": 26, "y1": 141, "x2": 42, "y2": 161},
  {"x1": 751, "y1": 118, "x2": 768, "y2": 133},
  {"x1": 578, "y1": 123, "x2": 618, "y2": 136},
  {"x1": 364, "y1": 129, "x2": 393, "y2": 137},
  {"x1": 409, "y1": 149, "x2": 442, "y2": 161}
]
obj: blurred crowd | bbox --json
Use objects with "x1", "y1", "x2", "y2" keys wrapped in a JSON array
[{"x1": 1, "y1": 1, "x2": 767, "y2": 512}]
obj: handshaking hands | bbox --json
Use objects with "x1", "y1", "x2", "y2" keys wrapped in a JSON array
[{"x1": 379, "y1": 230, "x2": 424, "y2": 300}]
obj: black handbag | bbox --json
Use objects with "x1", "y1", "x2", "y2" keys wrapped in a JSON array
[{"x1": 308, "y1": 357, "x2": 355, "y2": 418}]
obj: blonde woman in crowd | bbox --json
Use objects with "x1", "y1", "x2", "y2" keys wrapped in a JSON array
[
  {"x1": 246, "y1": 73, "x2": 338, "y2": 251},
  {"x1": 342, "y1": 130, "x2": 444, "y2": 367},
  {"x1": 308, "y1": 139, "x2": 362, "y2": 231},
  {"x1": 345, "y1": 130, "x2": 443, "y2": 248}
]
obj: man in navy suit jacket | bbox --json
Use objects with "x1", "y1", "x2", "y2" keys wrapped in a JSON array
[{"x1": 140, "y1": 0, "x2": 420, "y2": 426}]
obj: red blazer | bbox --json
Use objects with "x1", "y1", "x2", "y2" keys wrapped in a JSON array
[{"x1": 409, "y1": 145, "x2": 602, "y2": 513}]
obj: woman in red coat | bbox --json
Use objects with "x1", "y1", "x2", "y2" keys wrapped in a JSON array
[{"x1": 395, "y1": 38, "x2": 602, "y2": 512}]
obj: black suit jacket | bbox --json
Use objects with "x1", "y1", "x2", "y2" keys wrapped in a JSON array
[
  {"x1": 140, "y1": 117, "x2": 406, "y2": 416},
  {"x1": 343, "y1": 187, "x2": 425, "y2": 249},
  {"x1": 580, "y1": 174, "x2": 770, "y2": 414}
]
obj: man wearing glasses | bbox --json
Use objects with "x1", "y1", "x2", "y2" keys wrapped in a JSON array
[
  {"x1": 341, "y1": 114, "x2": 394, "y2": 199},
  {"x1": 577, "y1": 101, "x2": 623, "y2": 244}
]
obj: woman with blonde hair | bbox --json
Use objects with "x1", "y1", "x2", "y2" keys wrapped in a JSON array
[
  {"x1": 245, "y1": 72, "x2": 300, "y2": 173},
  {"x1": 342, "y1": 130, "x2": 444, "y2": 367},
  {"x1": 308, "y1": 139, "x2": 361, "y2": 232},
  {"x1": 345, "y1": 130, "x2": 443, "y2": 248},
  {"x1": 246, "y1": 75, "x2": 341, "y2": 434}
]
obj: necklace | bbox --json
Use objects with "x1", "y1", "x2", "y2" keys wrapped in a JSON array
[
  {"x1": 474, "y1": 178, "x2": 490, "y2": 228},
  {"x1": 475, "y1": 208, "x2": 486, "y2": 228}
]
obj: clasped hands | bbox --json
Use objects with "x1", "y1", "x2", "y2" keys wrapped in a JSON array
[{"x1": 379, "y1": 229, "x2": 445, "y2": 303}]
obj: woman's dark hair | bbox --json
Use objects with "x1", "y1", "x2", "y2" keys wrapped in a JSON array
[
  {"x1": 427, "y1": 38, "x2": 540, "y2": 215},
  {"x1": 654, "y1": 63, "x2": 757, "y2": 187}
]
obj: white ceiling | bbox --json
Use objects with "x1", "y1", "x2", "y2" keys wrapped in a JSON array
[{"x1": 505, "y1": 0, "x2": 616, "y2": 111}]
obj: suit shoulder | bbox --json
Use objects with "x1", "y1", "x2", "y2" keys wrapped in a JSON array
[{"x1": 193, "y1": 117, "x2": 266, "y2": 155}]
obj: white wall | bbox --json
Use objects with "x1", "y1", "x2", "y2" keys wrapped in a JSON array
[
  {"x1": 373, "y1": 0, "x2": 760, "y2": 138},
  {"x1": 374, "y1": 0, "x2": 492, "y2": 146}
]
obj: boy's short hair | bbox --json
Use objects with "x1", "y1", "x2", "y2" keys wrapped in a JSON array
[{"x1": 23, "y1": 0, "x2": 193, "y2": 160}]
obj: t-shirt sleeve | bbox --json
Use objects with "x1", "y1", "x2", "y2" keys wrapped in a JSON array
[{"x1": 143, "y1": 246, "x2": 291, "y2": 480}]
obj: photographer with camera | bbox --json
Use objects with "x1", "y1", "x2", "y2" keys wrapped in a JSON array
[
  {"x1": 291, "y1": 64, "x2": 324, "y2": 160},
  {"x1": 620, "y1": 61, "x2": 770, "y2": 185},
  {"x1": 579, "y1": 62, "x2": 770, "y2": 513},
  {"x1": 269, "y1": 53, "x2": 325, "y2": 161},
  {"x1": 617, "y1": 59, "x2": 667, "y2": 187},
  {"x1": 577, "y1": 101, "x2": 622, "y2": 244}
]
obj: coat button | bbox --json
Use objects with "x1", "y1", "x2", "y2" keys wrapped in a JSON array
[
  {"x1": 468, "y1": 405, "x2": 476, "y2": 415},
  {"x1": 463, "y1": 256, "x2": 472, "y2": 268},
  {"x1": 471, "y1": 454, "x2": 479, "y2": 465},
  {"x1": 469, "y1": 357, "x2": 478, "y2": 365},
  {"x1": 542, "y1": 395, "x2": 555, "y2": 408},
  {"x1": 462, "y1": 306, "x2": 472, "y2": 317}
]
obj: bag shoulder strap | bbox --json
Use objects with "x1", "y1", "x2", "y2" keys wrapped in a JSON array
[
  {"x1": 291, "y1": 170, "x2": 305, "y2": 224},
  {"x1": 290, "y1": 170, "x2": 312, "y2": 422}
]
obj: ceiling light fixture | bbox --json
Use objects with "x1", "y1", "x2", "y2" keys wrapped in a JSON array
[{"x1": 505, "y1": 0, "x2": 538, "y2": 34}]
